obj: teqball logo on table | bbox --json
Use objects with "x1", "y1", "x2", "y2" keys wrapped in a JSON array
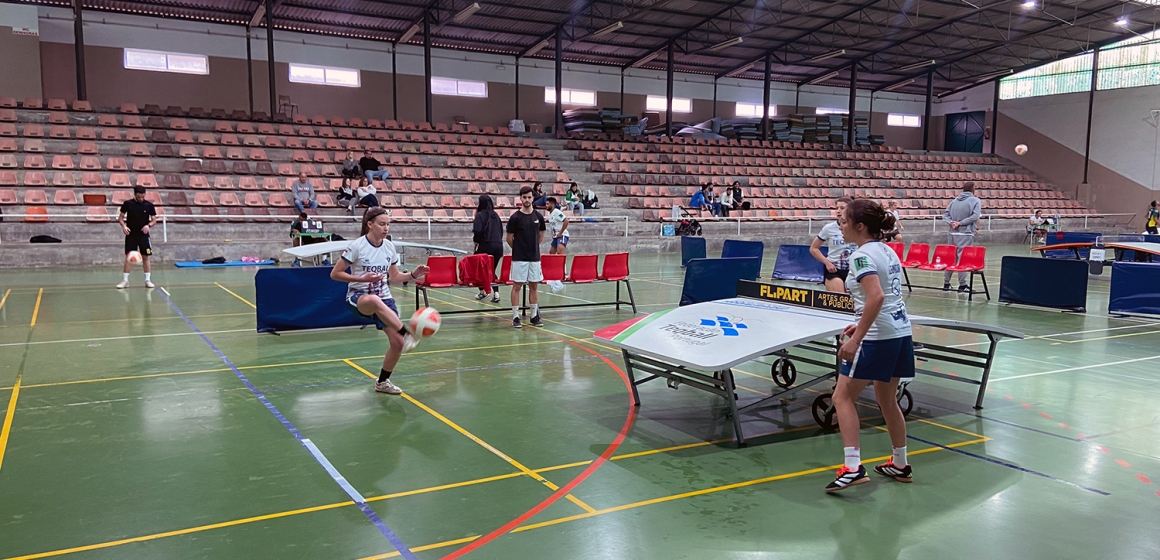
[{"x1": 699, "y1": 315, "x2": 748, "y2": 336}]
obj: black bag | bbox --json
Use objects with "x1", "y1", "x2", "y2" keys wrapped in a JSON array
[
  {"x1": 202, "y1": 256, "x2": 227, "y2": 264},
  {"x1": 30, "y1": 235, "x2": 62, "y2": 243},
  {"x1": 675, "y1": 219, "x2": 701, "y2": 237}
]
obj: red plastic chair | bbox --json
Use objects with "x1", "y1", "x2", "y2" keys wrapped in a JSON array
[
  {"x1": 918, "y1": 245, "x2": 958, "y2": 271},
  {"x1": 567, "y1": 255, "x2": 599, "y2": 283},
  {"x1": 885, "y1": 242, "x2": 904, "y2": 262},
  {"x1": 598, "y1": 252, "x2": 630, "y2": 281},
  {"x1": 540, "y1": 254, "x2": 566, "y2": 282},
  {"x1": 945, "y1": 246, "x2": 989, "y2": 301},
  {"x1": 499, "y1": 255, "x2": 513, "y2": 285},
  {"x1": 900, "y1": 243, "x2": 930, "y2": 268},
  {"x1": 417, "y1": 255, "x2": 457, "y2": 288}
]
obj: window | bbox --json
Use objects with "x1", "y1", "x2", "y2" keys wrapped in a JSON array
[
  {"x1": 289, "y1": 63, "x2": 361, "y2": 87},
  {"x1": 1000, "y1": 29, "x2": 1160, "y2": 100},
  {"x1": 887, "y1": 114, "x2": 921, "y2": 127},
  {"x1": 647, "y1": 95, "x2": 691, "y2": 113},
  {"x1": 431, "y1": 77, "x2": 488, "y2": 98},
  {"x1": 123, "y1": 49, "x2": 208, "y2": 75},
  {"x1": 545, "y1": 88, "x2": 597, "y2": 106},
  {"x1": 816, "y1": 108, "x2": 848, "y2": 115},
  {"x1": 735, "y1": 103, "x2": 776, "y2": 118}
]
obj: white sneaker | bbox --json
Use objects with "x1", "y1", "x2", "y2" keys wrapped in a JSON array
[
  {"x1": 375, "y1": 380, "x2": 402, "y2": 394},
  {"x1": 144, "y1": 280, "x2": 155, "y2": 289},
  {"x1": 402, "y1": 333, "x2": 419, "y2": 353},
  {"x1": 116, "y1": 281, "x2": 129, "y2": 289},
  {"x1": 491, "y1": 293, "x2": 501, "y2": 303}
]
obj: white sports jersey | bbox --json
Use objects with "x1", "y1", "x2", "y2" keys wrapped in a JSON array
[
  {"x1": 846, "y1": 241, "x2": 912, "y2": 341},
  {"x1": 817, "y1": 221, "x2": 857, "y2": 270},
  {"x1": 547, "y1": 208, "x2": 568, "y2": 238},
  {"x1": 341, "y1": 235, "x2": 400, "y2": 301}
]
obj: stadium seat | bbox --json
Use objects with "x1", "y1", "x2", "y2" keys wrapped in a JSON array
[
  {"x1": 901, "y1": 243, "x2": 930, "y2": 268},
  {"x1": 567, "y1": 255, "x2": 599, "y2": 283},
  {"x1": 885, "y1": 242, "x2": 905, "y2": 261},
  {"x1": 25, "y1": 206, "x2": 49, "y2": 222},
  {"x1": 24, "y1": 189, "x2": 47, "y2": 204},
  {"x1": 918, "y1": 245, "x2": 958, "y2": 270},
  {"x1": 541, "y1": 254, "x2": 566, "y2": 282},
  {"x1": 86, "y1": 206, "x2": 110, "y2": 222},
  {"x1": 417, "y1": 256, "x2": 458, "y2": 288},
  {"x1": 53, "y1": 190, "x2": 77, "y2": 205},
  {"x1": 0, "y1": 189, "x2": 16, "y2": 203}
]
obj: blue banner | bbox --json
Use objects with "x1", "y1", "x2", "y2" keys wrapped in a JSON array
[
  {"x1": 998, "y1": 256, "x2": 1087, "y2": 312},
  {"x1": 1109, "y1": 262, "x2": 1160, "y2": 317},
  {"x1": 256, "y1": 267, "x2": 377, "y2": 333},
  {"x1": 771, "y1": 244, "x2": 827, "y2": 283}
]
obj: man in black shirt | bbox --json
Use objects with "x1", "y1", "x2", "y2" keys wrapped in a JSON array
[
  {"x1": 506, "y1": 186, "x2": 545, "y2": 328},
  {"x1": 360, "y1": 150, "x2": 389, "y2": 183},
  {"x1": 117, "y1": 186, "x2": 158, "y2": 289}
]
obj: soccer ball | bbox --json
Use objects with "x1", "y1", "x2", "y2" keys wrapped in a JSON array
[
  {"x1": 1015, "y1": 144, "x2": 1028, "y2": 156},
  {"x1": 127, "y1": 251, "x2": 143, "y2": 264},
  {"x1": 409, "y1": 307, "x2": 441, "y2": 338}
]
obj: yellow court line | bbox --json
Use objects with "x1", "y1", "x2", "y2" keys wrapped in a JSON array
[
  {"x1": 344, "y1": 360, "x2": 597, "y2": 514},
  {"x1": 0, "y1": 289, "x2": 10, "y2": 313},
  {"x1": 0, "y1": 312, "x2": 255, "y2": 329},
  {"x1": 30, "y1": 289, "x2": 43, "y2": 328},
  {"x1": 214, "y1": 282, "x2": 256, "y2": 309},
  {"x1": 0, "y1": 376, "x2": 20, "y2": 474},
  {"x1": 1052, "y1": 329, "x2": 1160, "y2": 344}
]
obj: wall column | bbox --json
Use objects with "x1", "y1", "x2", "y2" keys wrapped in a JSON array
[
  {"x1": 265, "y1": 0, "x2": 276, "y2": 117},
  {"x1": 922, "y1": 71, "x2": 933, "y2": 151},
  {"x1": 73, "y1": 0, "x2": 87, "y2": 101}
]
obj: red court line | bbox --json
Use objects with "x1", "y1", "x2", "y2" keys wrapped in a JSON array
[
  {"x1": 1116, "y1": 459, "x2": 1132, "y2": 468},
  {"x1": 1020, "y1": 403, "x2": 1033, "y2": 409},
  {"x1": 1058, "y1": 423, "x2": 1071, "y2": 430},
  {"x1": 1137, "y1": 475, "x2": 1152, "y2": 484},
  {"x1": 1039, "y1": 412, "x2": 1053, "y2": 419},
  {"x1": 440, "y1": 332, "x2": 637, "y2": 560},
  {"x1": 1098, "y1": 446, "x2": 1111, "y2": 453}
]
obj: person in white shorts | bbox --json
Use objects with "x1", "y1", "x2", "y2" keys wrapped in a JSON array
[{"x1": 506, "y1": 186, "x2": 546, "y2": 328}]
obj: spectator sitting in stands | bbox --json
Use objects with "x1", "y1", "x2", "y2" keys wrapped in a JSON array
[
  {"x1": 361, "y1": 149, "x2": 389, "y2": 183},
  {"x1": 689, "y1": 185, "x2": 711, "y2": 215},
  {"x1": 1029, "y1": 209, "x2": 1048, "y2": 243},
  {"x1": 708, "y1": 187, "x2": 722, "y2": 217},
  {"x1": 731, "y1": 182, "x2": 745, "y2": 211},
  {"x1": 532, "y1": 182, "x2": 548, "y2": 208},
  {"x1": 565, "y1": 183, "x2": 585, "y2": 216},
  {"x1": 341, "y1": 151, "x2": 361, "y2": 188},
  {"x1": 291, "y1": 172, "x2": 317, "y2": 213},
  {"x1": 719, "y1": 187, "x2": 733, "y2": 217},
  {"x1": 337, "y1": 181, "x2": 356, "y2": 214},
  {"x1": 356, "y1": 176, "x2": 380, "y2": 208}
]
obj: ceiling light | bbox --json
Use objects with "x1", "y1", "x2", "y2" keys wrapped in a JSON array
[
  {"x1": 1021, "y1": 1, "x2": 1035, "y2": 9},
  {"x1": 631, "y1": 51, "x2": 660, "y2": 68},
  {"x1": 525, "y1": 38, "x2": 550, "y2": 56},
  {"x1": 398, "y1": 22, "x2": 420, "y2": 44},
  {"x1": 1116, "y1": 17, "x2": 1129, "y2": 26},
  {"x1": 807, "y1": 70, "x2": 841, "y2": 85},
  {"x1": 936, "y1": 69, "x2": 1014, "y2": 98},
  {"x1": 895, "y1": 59, "x2": 936, "y2": 72},
  {"x1": 592, "y1": 21, "x2": 624, "y2": 38},
  {"x1": 808, "y1": 49, "x2": 845, "y2": 63},
  {"x1": 452, "y1": 3, "x2": 480, "y2": 24},
  {"x1": 709, "y1": 37, "x2": 744, "y2": 52},
  {"x1": 882, "y1": 78, "x2": 916, "y2": 92},
  {"x1": 725, "y1": 62, "x2": 754, "y2": 77}
]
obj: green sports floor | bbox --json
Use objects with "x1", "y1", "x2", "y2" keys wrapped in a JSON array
[{"x1": 1, "y1": 245, "x2": 1158, "y2": 560}]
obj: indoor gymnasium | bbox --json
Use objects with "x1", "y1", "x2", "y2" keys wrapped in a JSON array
[{"x1": 2, "y1": 1, "x2": 1160, "y2": 559}]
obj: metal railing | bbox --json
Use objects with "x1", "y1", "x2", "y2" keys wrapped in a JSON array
[{"x1": 658, "y1": 212, "x2": 1138, "y2": 236}]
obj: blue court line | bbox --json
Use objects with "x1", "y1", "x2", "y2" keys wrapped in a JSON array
[
  {"x1": 907, "y1": 434, "x2": 1110, "y2": 496},
  {"x1": 157, "y1": 289, "x2": 418, "y2": 560},
  {"x1": 262, "y1": 354, "x2": 618, "y2": 393},
  {"x1": 916, "y1": 400, "x2": 1083, "y2": 442}
]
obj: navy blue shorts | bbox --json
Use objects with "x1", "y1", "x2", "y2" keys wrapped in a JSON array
[
  {"x1": 840, "y1": 336, "x2": 915, "y2": 382},
  {"x1": 347, "y1": 293, "x2": 399, "y2": 330}
]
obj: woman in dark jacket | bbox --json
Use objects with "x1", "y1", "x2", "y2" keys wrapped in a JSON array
[{"x1": 472, "y1": 194, "x2": 504, "y2": 302}]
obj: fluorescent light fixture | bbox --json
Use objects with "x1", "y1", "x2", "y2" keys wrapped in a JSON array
[
  {"x1": 592, "y1": 21, "x2": 624, "y2": 38},
  {"x1": 725, "y1": 62, "x2": 754, "y2": 77},
  {"x1": 1021, "y1": 1, "x2": 1035, "y2": 8},
  {"x1": 1116, "y1": 17, "x2": 1129, "y2": 26},
  {"x1": 808, "y1": 49, "x2": 845, "y2": 63},
  {"x1": 249, "y1": 5, "x2": 266, "y2": 28},
  {"x1": 453, "y1": 3, "x2": 480, "y2": 24},
  {"x1": 882, "y1": 78, "x2": 916, "y2": 92},
  {"x1": 936, "y1": 69, "x2": 1013, "y2": 98},
  {"x1": 807, "y1": 70, "x2": 841, "y2": 85},
  {"x1": 398, "y1": 22, "x2": 420, "y2": 44},
  {"x1": 525, "y1": 38, "x2": 550, "y2": 56},
  {"x1": 631, "y1": 51, "x2": 660, "y2": 68},
  {"x1": 895, "y1": 59, "x2": 936, "y2": 71},
  {"x1": 974, "y1": 69, "x2": 1015, "y2": 81},
  {"x1": 709, "y1": 37, "x2": 744, "y2": 52}
]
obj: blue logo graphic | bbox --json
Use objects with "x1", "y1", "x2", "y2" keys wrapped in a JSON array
[{"x1": 699, "y1": 316, "x2": 748, "y2": 336}]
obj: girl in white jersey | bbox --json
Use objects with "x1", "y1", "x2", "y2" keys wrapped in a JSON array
[
  {"x1": 810, "y1": 197, "x2": 858, "y2": 293},
  {"x1": 330, "y1": 207, "x2": 429, "y2": 395},
  {"x1": 825, "y1": 199, "x2": 915, "y2": 493}
]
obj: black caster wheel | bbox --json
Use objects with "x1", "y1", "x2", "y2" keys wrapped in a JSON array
[
  {"x1": 898, "y1": 388, "x2": 913, "y2": 417},
  {"x1": 771, "y1": 358, "x2": 797, "y2": 388},
  {"x1": 812, "y1": 393, "x2": 837, "y2": 431}
]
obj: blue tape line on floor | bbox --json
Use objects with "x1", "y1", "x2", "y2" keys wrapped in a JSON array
[{"x1": 157, "y1": 289, "x2": 418, "y2": 560}]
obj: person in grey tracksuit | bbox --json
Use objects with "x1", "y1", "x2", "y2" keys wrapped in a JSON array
[{"x1": 942, "y1": 182, "x2": 981, "y2": 291}]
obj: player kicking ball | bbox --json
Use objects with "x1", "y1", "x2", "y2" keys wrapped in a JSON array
[
  {"x1": 116, "y1": 186, "x2": 158, "y2": 289},
  {"x1": 330, "y1": 207, "x2": 429, "y2": 394},
  {"x1": 826, "y1": 199, "x2": 914, "y2": 493}
]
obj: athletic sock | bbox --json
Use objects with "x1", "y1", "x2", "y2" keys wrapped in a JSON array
[
  {"x1": 144, "y1": 272, "x2": 151, "y2": 282},
  {"x1": 123, "y1": 272, "x2": 130, "y2": 282},
  {"x1": 397, "y1": 326, "x2": 408, "y2": 337},
  {"x1": 512, "y1": 306, "x2": 519, "y2": 319},
  {"x1": 844, "y1": 447, "x2": 861, "y2": 471},
  {"x1": 531, "y1": 304, "x2": 539, "y2": 317},
  {"x1": 378, "y1": 369, "x2": 392, "y2": 383},
  {"x1": 892, "y1": 446, "x2": 908, "y2": 467}
]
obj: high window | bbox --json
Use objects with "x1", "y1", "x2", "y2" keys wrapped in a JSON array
[
  {"x1": 289, "y1": 64, "x2": 360, "y2": 87},
  {"x1": 123, "y1": 49, "x2": 208, "y2": 75}
]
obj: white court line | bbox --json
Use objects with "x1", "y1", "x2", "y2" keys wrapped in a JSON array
[
  {"x1": 949, "y1": 322, "x2": 1160, "y2": 348},
  {"x1": 540, "y1": 291, "x2": 597, "y2": 304},
  {"x1": 990, "y1": 354, "x2": 1160, "y2": 382},
  {"x1": 0, "y1": 328, "x2": 253, "y2": 347}
]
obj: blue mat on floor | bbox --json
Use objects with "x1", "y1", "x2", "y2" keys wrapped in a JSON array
[{"x1": 175, "y1": 260, "x2": 276, "y2": 268}]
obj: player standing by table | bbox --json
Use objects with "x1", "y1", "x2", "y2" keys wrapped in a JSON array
[
  {"x1": 810, "y1": 196, "x2": 857, "y2": 293},
  {"x1": 117, "y1": 186, "x2": 158, "y2": 289},
  {"x1": 826, "y1": 199, "x2": 914, "y2": 492}
]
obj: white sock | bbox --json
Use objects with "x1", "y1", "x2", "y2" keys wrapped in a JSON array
[
  {"x1": 844, "y1": 447, "x2": 860, "y2": 470},
  {"x1": 512, "y1": 306, "x2": 519, "y2": 319},
  {"x1": 123, "y1": 273, "x2": 130, "y2": 282},
  {"x1": 892, "y1": 446, "x2": 908, "y2": 467},
  {"x1": 531, "y1": 304, "x2": 539, "y2": 317},
  {"x1": 144, "y1": 272, "x2": 151, "y2": 281}
]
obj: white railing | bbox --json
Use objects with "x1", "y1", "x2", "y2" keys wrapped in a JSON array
[
  {"x1": 659, "y1": 212, "x2": 1138, "y2": 236},
  {"x1": 0, "y1": 213, "x2": 635, "y2": 243}
]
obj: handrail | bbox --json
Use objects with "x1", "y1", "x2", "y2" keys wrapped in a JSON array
[{"x1": 657, "y1": 212, "x2": 1138, "y2": 236}]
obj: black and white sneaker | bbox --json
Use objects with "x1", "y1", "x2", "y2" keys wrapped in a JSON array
[
  {"x1": 957, "y1": 285, "x2": 970, "y2": 293},
  {"x1": 475, "y1": 292, "x2": 489, "y2": 301},
  {"x1": 942, "y1": 284, "x2": 951, "y2": 291},
  {"x1": 825, "y1": 465, "x2": 869, "y2": 493},
  {"x1": 512, "y1": 316, "x2": 522, "y2": 329},
  {"x1": 874, "y1": 461, "x2": 913, "y2": 483},
  {"x1": 530, "y1": 315, "x2": 544, "y2": 327},
  {"x1": 491, "y1": 293, "x2": 501, "y2": 303}
]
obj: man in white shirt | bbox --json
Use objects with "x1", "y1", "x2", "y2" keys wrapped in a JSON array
[{"x1": 545, "y1": 197, "x2": 570, "y2": 255}]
